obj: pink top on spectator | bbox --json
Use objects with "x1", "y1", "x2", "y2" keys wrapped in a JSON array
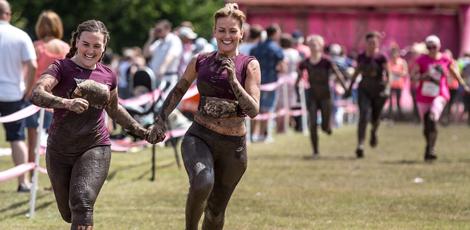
[
  {"x1": 415, "y1": 54, "x2": 452, "y2": 103},
  {"x1": 34, "y1": 40, "x2": 69, "y2": 81}
]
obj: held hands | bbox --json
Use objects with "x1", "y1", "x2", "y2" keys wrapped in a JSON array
[
  {"x1": 65, "y1": 98, "x2": 89, "y2": 114},
  {"x1": 146, "y1": 115, "x2": 167, "y2": 144},
  {"x1": 343, "y1": 89, "x2": 352, "y2": 99}
]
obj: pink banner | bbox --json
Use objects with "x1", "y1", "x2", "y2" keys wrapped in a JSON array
[{"x1": 248, "y1": 9, "x2": 460, "y2": 55}]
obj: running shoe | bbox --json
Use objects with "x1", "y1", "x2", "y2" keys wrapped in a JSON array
[{"x1": 355, "y1": 148, "x2": 364, "y2": 158}]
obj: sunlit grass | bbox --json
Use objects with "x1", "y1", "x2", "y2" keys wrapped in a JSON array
[{"x1": 1, "y1": 123, "x2": 469, "y2": 229}]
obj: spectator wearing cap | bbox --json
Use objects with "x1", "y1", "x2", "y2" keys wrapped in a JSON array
[
  {"x1": 178, "y1": 26, "x2": 197, "y2": 76},
  {"x1": 143, "y1": 19, "x2": 183, "y2": 92},
  {"x1": 292, "y1": 30, "x2": 310, "y2": 59}
]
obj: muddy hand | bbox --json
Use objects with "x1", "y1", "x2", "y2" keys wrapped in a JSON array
[
  {"x1": 66, "y1": 98, "x2": 89, "y2": 114},
  {"x1": 146, "y1": 117, "x2": 167, "y2": 144},
  {"x1": 221, "y1": 58, "x2": 236, "y2": 82}
]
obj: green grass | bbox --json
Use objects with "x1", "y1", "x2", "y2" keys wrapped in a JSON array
[{"x1": 1, "y1": 123, "x2": 470, "y2": 229}]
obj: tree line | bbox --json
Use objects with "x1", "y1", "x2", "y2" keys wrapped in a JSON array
[{"x1": 9, "y1": 0, "x2": 223, "y2": 54}]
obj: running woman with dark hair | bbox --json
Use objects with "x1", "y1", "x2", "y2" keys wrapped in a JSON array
[
  {"x1": 345, "y1": 31, "x2": 390, "y2": 158},
  {"x1": 32, "y1": 20, "x2": 151, "y2": 230}
]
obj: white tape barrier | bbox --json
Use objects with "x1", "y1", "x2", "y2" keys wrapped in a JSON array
[
  {"x1": 0, "y1": 105, "x2": 40, "y2": 123},
  {"x1": 259, "y1": 74, "x2": 298, "y2": 92},
  {"x1": 110, "y1": 127, "x2": 189, "y2": 152},
  {"x1": 118, "y1": 84, "x2": 198, "y2": 106},
  {"x1": 253, "y1": 108, "x2": 307, "y2": 121},
  {"x1": 0, "y1": 163, "x2": 47, "y2": 183}
]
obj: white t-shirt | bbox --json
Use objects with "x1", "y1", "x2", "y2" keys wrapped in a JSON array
[
  {"x1": 148, "y1": 32, "x2": 183, "y2": 78},
  {"x1": 0, "y1": 21, "x2": 37, "y2": 101}
]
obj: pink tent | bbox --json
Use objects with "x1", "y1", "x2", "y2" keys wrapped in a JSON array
[{"x1": 238, "y1": 0, "x2": 470, "y2": 56}]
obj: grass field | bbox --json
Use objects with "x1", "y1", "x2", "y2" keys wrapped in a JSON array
[{"x1": 1, "y1": 123, "x2": 470, "y2": 229}]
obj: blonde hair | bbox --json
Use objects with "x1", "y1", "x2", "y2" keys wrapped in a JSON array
[
  {"x1": 306, "y1": 34, "x2": 325, "y2": 47},
  {"x1": 35, "y1": 10, "x2": 64, "y2": 39},
  {"x1": 213, "y1": 3, "x2": 246, "y2": 29}
]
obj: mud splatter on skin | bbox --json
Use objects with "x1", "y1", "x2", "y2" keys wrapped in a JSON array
[
  {"x1": 220, "y1": 57, "x2": 259, "y2": 118},
  {"x1": 201, "y1": 97, "x2": 238, "y2": 118},
  {"x1": 147, "y1": 78, "x2": 192, "y2": 143},
  {"x1": 105, "y1": 89, "x2": 148, "y2": 139},
  {"x1": 32, "y1": 75, "x2": 70, "y2": 109}
]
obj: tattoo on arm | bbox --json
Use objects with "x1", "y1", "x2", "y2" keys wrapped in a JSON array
[
  {"x1": 229, "y1": 61, "x2": 260, "y2": 118},
  {"x1": 106, "y1": 89, "x2": 147, "y2": 138},
  {"x1": 31, "y1": 75, "x2": 68, "y2": 109},
  {"x1": 158, "y1": 78, "x2": 191, "y2": 120}
]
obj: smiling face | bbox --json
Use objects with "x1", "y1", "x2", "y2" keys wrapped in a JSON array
[
  {"x1": 213, "y1": 16, "x2": 243, "y2": 57},
  {"x1": 73, "y1": 31, "x2": 106, "y2": 69}
]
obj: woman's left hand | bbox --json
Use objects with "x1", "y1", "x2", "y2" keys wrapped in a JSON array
[{"x1": 146, "y1": 116, "x2": 167, "y2": 144}]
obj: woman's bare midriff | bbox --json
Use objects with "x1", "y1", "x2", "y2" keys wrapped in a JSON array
[{"x1": 194, "y1": 112, "x2": 246, "y2": 136}]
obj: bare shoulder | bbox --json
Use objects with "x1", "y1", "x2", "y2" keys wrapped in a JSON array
[{"x1": 247, "y1": 59, "x2": 260, "y2": 73}]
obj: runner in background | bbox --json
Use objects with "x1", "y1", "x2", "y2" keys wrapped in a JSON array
[
  {"x1": 344, "y1": 31, "x2": 390, "y2": 158},
  {"x1": 387, "y1": 45, "x2": 408, "y2": 121},
  {"x1": 296, "y1": 35, "x2": 346, "y2": 157},
  {"x1": 411, "y1": 35, "x2": 470, "y2": 161}
]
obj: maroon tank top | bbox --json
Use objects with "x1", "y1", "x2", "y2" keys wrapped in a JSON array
[{"x1": 195, "y1": 51, "x2": 255, "y2": 100}]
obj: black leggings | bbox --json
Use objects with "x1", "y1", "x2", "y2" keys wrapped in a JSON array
[
  {"x1": 357, "y1": 89, "x2": 386, "y2": 147},
  {"x1": 181, "y1": 122, "x2": 247, "y2": 230},
  {"x1": 388, "y1": 88, "x2": 402, "y2": 117},
  {"x1": 307, "y1": 98, "x2": 332, "y2": 154},
  {"x1": 46, "y1": 146, "x2": 111, "y2": 228}
]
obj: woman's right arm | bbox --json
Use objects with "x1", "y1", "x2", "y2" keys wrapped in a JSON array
[
  {"x1": 157, "y1": 57, "x2": 198, "y2": 120},
  {"x1": 31, "y1": 74, "x2": 89, "y2": 113},
  {"x1": 147, "y1": 56, "x2": 198, "y2": 143}
]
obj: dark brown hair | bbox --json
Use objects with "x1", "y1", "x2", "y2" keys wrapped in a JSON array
[
  {"x1": 365, "y1": 31, "x2": 383, "y2": 40},
  {"x1": 66, "y1": 20, "x2": 110, "y2": 59}
]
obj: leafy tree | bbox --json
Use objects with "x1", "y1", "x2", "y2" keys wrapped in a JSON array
[{"x1": 8, "y1": 0, "x2": 223, "y2": 54}]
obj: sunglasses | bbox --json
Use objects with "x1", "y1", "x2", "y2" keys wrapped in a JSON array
[{"x1": 426, "y1": 44, "x2": 437, "y2": 50}]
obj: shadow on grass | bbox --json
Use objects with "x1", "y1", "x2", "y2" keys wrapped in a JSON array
[
  {"x1": 0, "y1": 200, "x2": 54, "y2": 221},
  {"x1": 302, "y1": 155, "x2": 357, "y2": 161},
  {"x1": 249, "y1": 153, "x2": 306, "y2": 161},
  {"x1": 132, "y1": 160, "x2": 176, "y2": 181},
  {"x1": 107, "y1": 161, "x2": 150, "y2": 181},
  {"x1": 381, "y1": 158, "x2": 455, "y2": 165},
  {"x1": 0, "y1": 193, "x2": 48, "y2": 214}
]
